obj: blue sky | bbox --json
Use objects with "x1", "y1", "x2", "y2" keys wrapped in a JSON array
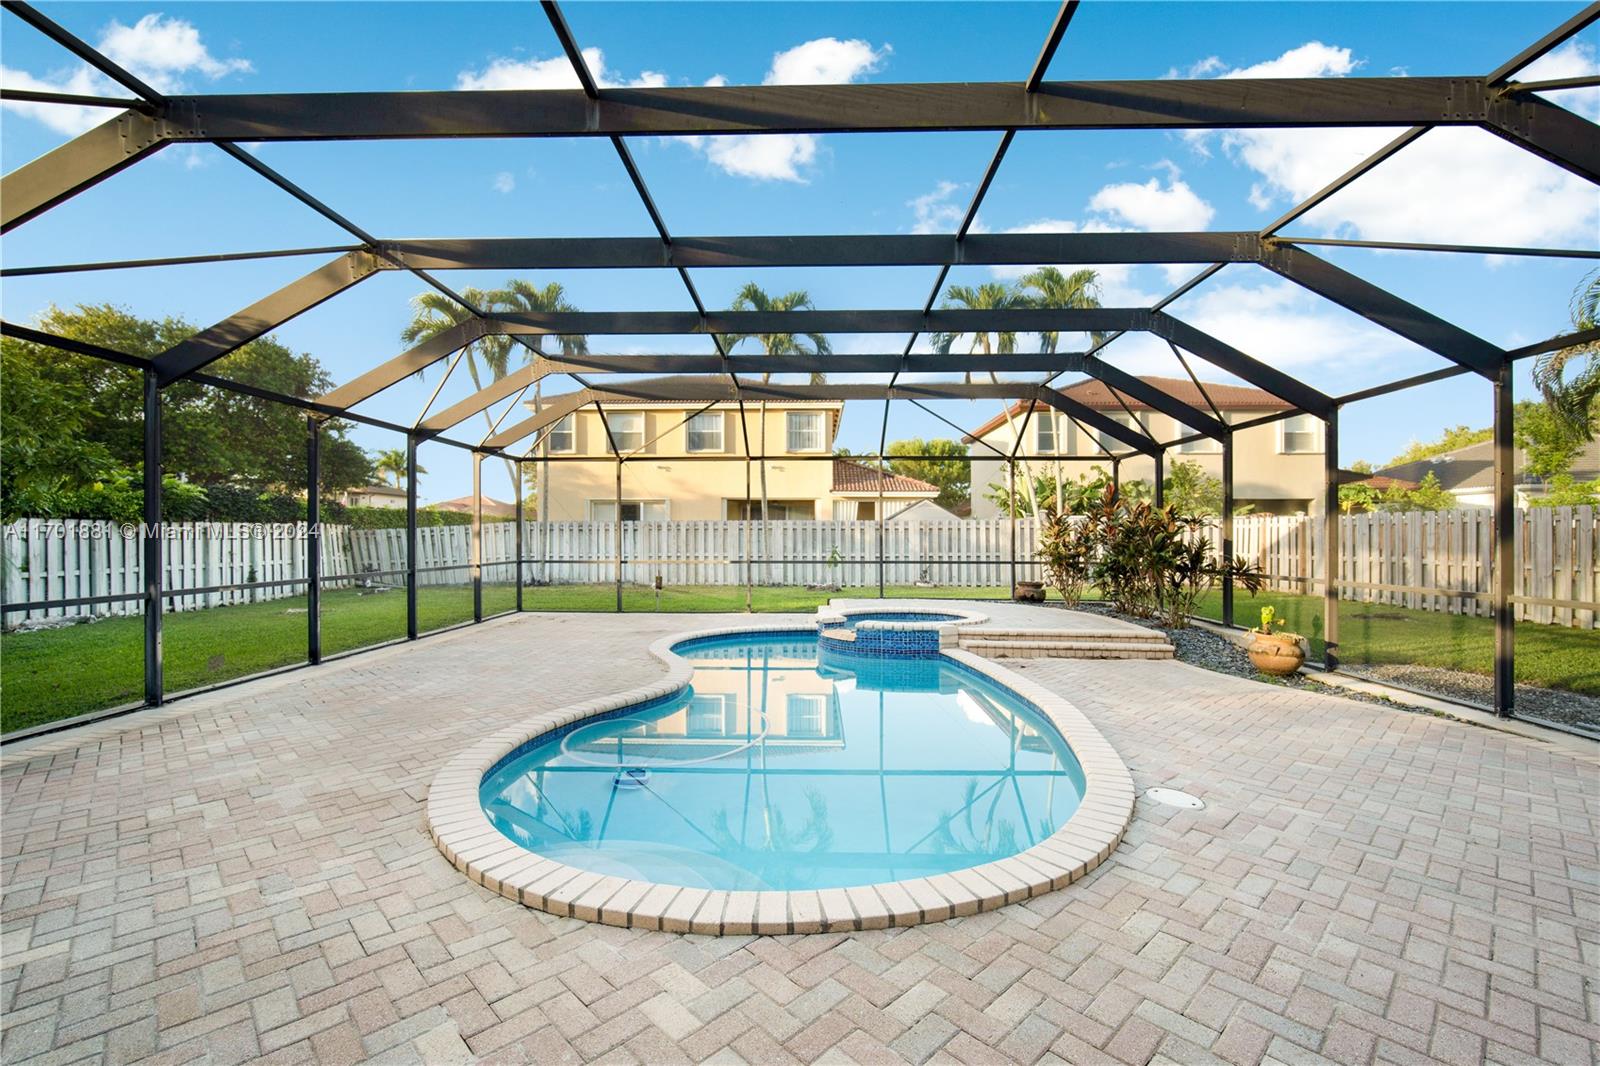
[{"x1": 3, "y1": 2, "x2": 1597, "y2": 504}]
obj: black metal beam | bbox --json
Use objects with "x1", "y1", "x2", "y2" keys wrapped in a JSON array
[
  {"x1": 142, "y1": 368, "x2": 163, "y2": 706},
  {"x1": 1260, "y1": 242, "x2": 1505, "y2": 378},
  {"x1": 1485, "y1": 1, "x2": 1600, "y2": 83},
  {"x1": 3, "y1": 1, "x2": 166, "y2": 100},
  {"x1": 1149, "y1": 311, "x2": 1334, "y2": 417},
  {"x1": 492, "y1": 307, "x2": 1142, "y2": 336},
  {"x1": 1036, "y1": 387, "x2": 1159, "y2": 456},
  {"x1": 141, "y1": 78, "x2": 1523, "y2": 140},
  {"x1": 484, "y1": 389, "x2": 594, "y2": 450},
  {"x1": 377, "y1": 231, "x2": 1258, "y2": 270},
  {"x1": 0, "y1": 86, "x2": 153, "y2": 110},
  {"x1": 1081, "y1": 358, "x2": 1228, "y2": 440},
  {"x1": 1492, "y1": 362, "x2": 1515, "y2": 716},
  {"x1": 0, "y1": 110, "x2": 169, "y2": 232},
  {"x1": 2, "y1": 244, "x2": 367, "y2": 277},
  {"x1": 153, "y1": 252, "x2": 383, "y2": 384},
  {"x1": 306, "y1": 416, "x2": 321, "y2": 665},
  {"x1": 1278, "y1": 235, "x2": 1600, "y2": 260},
  {"x1": 0, "y1": 319, "x2": 151, "y2": 370},
  {"x1": 1481, "y1": 93, "x2": 1600, "y2": 184}
]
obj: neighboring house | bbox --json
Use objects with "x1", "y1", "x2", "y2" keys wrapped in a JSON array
[
  {"x1": 428, "y1": 494, "x2": 517, "y2": 519},
  {"x1": 341, "y1": 484, "x2": 407, "y2": 509},
  {"x1": 885, "y1": 498, "x2": 965, "y2": 523},
  {"x1": 963, "y1": 375, "x2": 1326, "y2": 517},
  {"x1": 530, "y1": 399, "x2": 939, "y2": 521},
  {"x1": 1372, "y1": 438, "x2": 1600, "y2": 507}
]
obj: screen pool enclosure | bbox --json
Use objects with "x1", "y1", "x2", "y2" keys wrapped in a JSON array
[{"x1": 2, "y1": 0, "x2": 1597, "y2": 731}]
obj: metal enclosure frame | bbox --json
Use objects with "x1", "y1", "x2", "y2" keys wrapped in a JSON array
[{"x1": 1, "y1": 0, "x2": 1597, "y2": 736}]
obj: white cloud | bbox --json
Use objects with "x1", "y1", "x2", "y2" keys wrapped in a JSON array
[
  {"x1": 492, "y1": 171, "x2": 516, "y2": 193},
  {"x1": 766, "y1": 37, "x2": 889, "y2": 85},
  {"x1": 1183, "y1": 40, "x2": 1598, "y2": 248},
  {"x1": 1087, "y1": 172, "x2": 1215, "y2": 232},
  {"x1": 2, "y1": 13, "x2": 252, "y2": 136},
  {"x1": 908, "y1": 181, "x2": 966, "y2": 234},
  {"x1": 456, "y1": 47, "x2": 663, "y2": 90},
  {"x1": 1515, "y1": 40, "x2": 1600, "y2": 122},
  {"x1": 688, "y1": 37, "x2": 889, "y2": 182}
]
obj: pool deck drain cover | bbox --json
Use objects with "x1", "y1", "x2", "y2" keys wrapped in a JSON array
[{"x1": 1145, "y1": 787, "x2": 1205, "y2": 810}]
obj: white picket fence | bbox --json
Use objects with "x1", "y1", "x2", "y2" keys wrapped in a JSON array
[
  {"x1": 4, "y1": 509, "x2": 1597, "y2": 628},
  {"x1": 1201, "y1": 505, "x2": 1599, "y2": 628}
]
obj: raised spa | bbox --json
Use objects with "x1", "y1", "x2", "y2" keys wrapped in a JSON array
[{"x1": 479, "y1": 632, "x2": 1085, "y2": 892}]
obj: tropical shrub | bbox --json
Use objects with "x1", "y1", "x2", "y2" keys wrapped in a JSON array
[{"x1": 1036, "y1": 505, "x2": 1095, "y2": 605}]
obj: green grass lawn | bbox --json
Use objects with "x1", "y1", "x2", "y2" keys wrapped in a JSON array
[
  {"x1": 1193, "y1": 588, "x2": 1600, "y2": 696},
  {"x1": 3, "y1": 581, "x2": 1593, "y2": 735}
]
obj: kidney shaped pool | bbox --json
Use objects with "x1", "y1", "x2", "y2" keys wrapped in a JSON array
[{"x1": 479, "y1": 631, "x2": 1085, "y2": 892}]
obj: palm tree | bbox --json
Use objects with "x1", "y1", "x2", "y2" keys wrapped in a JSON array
[
  {"x1": 723, "y1": 284, "x2": 833, "y2": 581},
  {"x1": 932, "y1": 281, "x2": 1038, "y2": 512},
  {"x1": 1019, "y1": 266, "x2": 1104, "y2": 353},
  {"x1": 490, "y1": 280, "x2": 587, "y2": 563},
  {"x1": 1020, "y1": 267, "x2": 1104, "y2": 510},
  {"x1": 1534, "y1": 269, "x2": 1600, "y2": 438},
  {"x1": 373, "y1": 448, "x2": 424, "y2": 488}
]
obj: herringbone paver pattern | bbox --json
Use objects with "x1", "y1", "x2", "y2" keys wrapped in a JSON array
[{"x1": 2, "y1": 611, "x2": 1596, "y2": 1065}]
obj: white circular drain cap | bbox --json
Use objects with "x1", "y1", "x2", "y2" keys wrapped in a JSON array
[{"x1": 1144, "y1": 787, "x2": 1205, "y2": 810}]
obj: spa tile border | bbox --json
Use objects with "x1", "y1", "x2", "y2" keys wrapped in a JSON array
[{"x1": 424, "y1": 621, "x2": 1134, "y2": 935}]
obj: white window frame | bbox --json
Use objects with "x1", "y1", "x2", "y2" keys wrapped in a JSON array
[
  {"x1": 687, "y1": 693, "x2": 737, "y2": 736},
  {"x1": 1035, "y1": 410, "x2": 1057, "y2": 454},
  {"x1": 686, "y1": 411, "x2": 724, "y2": 453},
  {"x1": 1177, "y1": 422, "x2": 1221, "y2": 454},
  {"x1": 1278, "y1": 414, "x2": 1322, "y2": 455},
  {"x1": 590, "y1": 499, "x2": 669, "y2": 522},
  {"x1": 606, "y1": 411, "x2": 645, "y2": 453},
  {"x1": 1097, "y1": 412, "x2": 1137, "y2": 453},
  {"x1": 786, "y1": 411, "x2": 827, "y2": 453},
  {"x1": 545, "y1": 413, "x2": 575, "y2": 453},
  {"x1": 786, "y1": 694, "x2": 829, "y2": 738}
]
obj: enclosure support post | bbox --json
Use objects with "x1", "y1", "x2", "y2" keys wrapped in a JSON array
[
  {"x1": 514, "y1": 460, "x2": 524, "y2": 612},
  {"x1": 1221, "y1": 427, "x2": 1235, "y2": 627},
  {"x1": 1153, "y1": 449, "x2": 1164, "y2": 508},
  {"x1": 1493, "y1": 362, "x2": 1515, "y2": 717},
  {"x1": 1111, "y1": 457, "x2": 1121, "y2": 501},
  {"x1": 877, "y1": 461, "x2": 887, "y2": 599},
  {"x1": 614, "y1": 455, "x2": 623, "y2": 613},
  {"x1": 405, "y1": 433, "x2": 418, "y2": 640},
  {"x1": 744, "y1": 456, "x2": 753, "y2": 612},
  {"x1": 307, "y1": 416, "x2": 321, "y2": 665},
  {"x1": 142, "y1": 368, "x2": 163, "y2": 706},
  {"x1": 1322, "y1": 406, "x2": 1339, "y2": 671},
  {"x1": 471, "y1": 451, "x2": 483, "y2": 623},
  {"x1": 1008, "y1": 457, "x2": 1018, "y2": 596}
]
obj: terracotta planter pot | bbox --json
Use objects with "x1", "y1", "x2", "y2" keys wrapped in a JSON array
[
  {"x1": 1247, "y1": 632, "x2": 1305, "y2": 676},
  {"x1": 1013, "y1": 581, "x2": 1046, "y2": 603}
]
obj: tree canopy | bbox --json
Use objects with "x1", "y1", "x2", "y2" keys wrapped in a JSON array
[
  {"x1": 884, "y1": 438, "x2": 970, "y2": 508},
  {"x1": 1, "y1": 304, "x2": 372, "y2": 522}
]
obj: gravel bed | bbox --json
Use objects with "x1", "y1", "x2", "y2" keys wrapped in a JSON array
[{"x1": 1043, "y1": 600, "x2": 1600, "y2": 733}]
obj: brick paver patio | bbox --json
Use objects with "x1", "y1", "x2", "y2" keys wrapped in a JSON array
[{"x1": 2, "y1": 611, "x2": 1596, "y2": 1065}]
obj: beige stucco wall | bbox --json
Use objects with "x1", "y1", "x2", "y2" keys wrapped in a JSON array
[
  {"x1": 534, "y1": 405, "x2": 842, "y2": 521},
  {"x1": 968, "y1": 409, "x2": 1325, "y2": 517}
]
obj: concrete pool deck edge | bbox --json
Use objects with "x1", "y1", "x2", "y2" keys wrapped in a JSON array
[{"x1": 423, "y1": 618, "x2": 1136, "y2": 935}]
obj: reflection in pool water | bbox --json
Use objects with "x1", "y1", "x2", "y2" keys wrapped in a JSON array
[{"x1": 480, "y1": 632, "x2": 1085, "y2": 891}]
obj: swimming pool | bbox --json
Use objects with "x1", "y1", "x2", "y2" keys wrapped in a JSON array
[{"x1": 480, "y1": 632, "x2": 1084, "y2": 892}]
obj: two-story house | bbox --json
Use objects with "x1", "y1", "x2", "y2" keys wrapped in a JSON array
[
  {"x1": 963, "y1": 375, "x2": 1326, "y2": 516},
  {"x1": 529, "y1": 398, "x2": 940, "y2": 521}
]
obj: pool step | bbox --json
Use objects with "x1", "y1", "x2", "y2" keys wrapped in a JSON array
[{"x1": 958, "y1": 631, "x2": 1173, "y2": 660}]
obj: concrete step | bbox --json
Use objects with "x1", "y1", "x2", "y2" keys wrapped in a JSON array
[
  {"x1": 959, "y1": 638, "x2": 1175, "y2": 660},
  {"x1": 965, "y1": 627, "x2": 1166, "y2": 643}
]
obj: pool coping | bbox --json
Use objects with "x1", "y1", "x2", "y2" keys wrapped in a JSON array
[{"x1": 424, "y1": 621, "x2": 1135, "y2": 935}]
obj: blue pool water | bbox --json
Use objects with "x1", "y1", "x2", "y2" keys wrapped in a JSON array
[{"x1": 480, "y1": 632, "x2": 1084, "y2": 891}]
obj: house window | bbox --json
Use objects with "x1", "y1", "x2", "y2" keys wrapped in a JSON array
[
  {"x1": 591, "y1": 499, "x2": 669, "y2": 522},
  {"x1": 1279, "y1": 414, "x2": 1322, "y2": 454},
  {"x1": 1177, "y1": 422, "x2": 1221, "y2": 454},
  {"x1": 728, "y1": 500, "x2": 814, "y2": 521},
  {"x1": 786, "y1": 694, "x2": 829, "y2": 738},
  {"x1": 787, "y1": 411, "x2": 826, "y2": 452},
  {"x1": 687, "y1": 694, "x2": 736, "y2": 736},
  {"x1": 1097, "y1": 413, "x2": 1137, "y2": 452},
  {"x1": 833, "y1": 500, "x2": 875, "y2": 521},
  {"x1": 1035, "y1": 410, "x2": 1057, "y2": 454},
  {"x1": 545, "y1": 413, "x2": 575, "y2": 453},
  {"x1": 606, "y1": 411, "x2": 645, "y2": 453},
  {"x1": 686, "y1": 411, "x2": 724, "y2": 452}
]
